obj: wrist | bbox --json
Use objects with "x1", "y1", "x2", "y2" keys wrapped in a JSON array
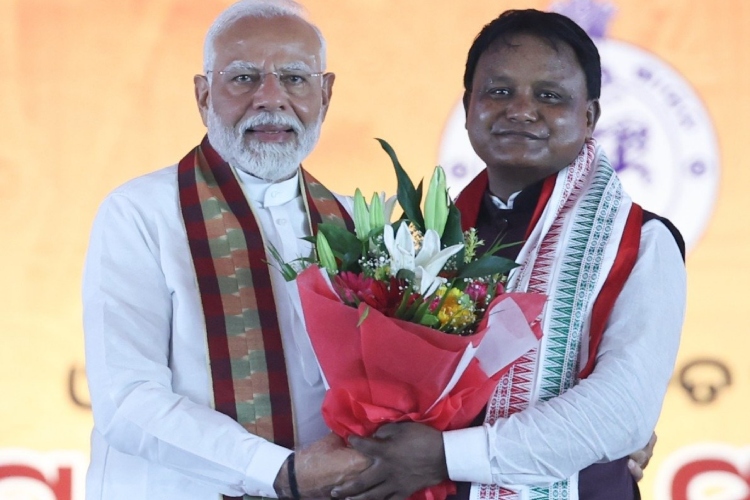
[
  {"x1": 288, "y1": 452, "x2": 301, "y2": 500},
  {"x1": 273, "y1": 454, "x2": 295, "y2": 499}
]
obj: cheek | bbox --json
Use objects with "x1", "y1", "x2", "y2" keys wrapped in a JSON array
[
  {"x1": 209, "y1": 94, "x2": 247, "y2": 127},
  {"x1": 291, "y1": 98, "x2": 321, "y2": 127}
]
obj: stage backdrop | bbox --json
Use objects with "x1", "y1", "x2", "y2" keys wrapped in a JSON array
[{"x1": 1, "y1": 1, "x2": 748, "y2": 499}]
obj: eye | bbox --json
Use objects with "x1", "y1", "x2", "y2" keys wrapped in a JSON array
[
  {"x1": 487, "y1": 87, "x2": 510, "y2": 97},
  {"x1": 230, "y1": 72, "x2": 261, "y2": 84},
  {"x1": 279, "y1": 72, "x2": 309, "y2": 86},
  {"x1": 538, "y1": 91, "x2": 562, "y2": 101}
]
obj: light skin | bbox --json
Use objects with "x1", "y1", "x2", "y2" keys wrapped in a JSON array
[
  {"x1": 194, "y1": 15, "x2": 335, "y2": 156},
  {"x1": 329, "y1": 34, "x2": 648, "y2": 500},
  {"x1": 193, "y1": 13, "x2": 369, "y2": 497}
]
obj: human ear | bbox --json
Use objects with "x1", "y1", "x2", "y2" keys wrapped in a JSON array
[
  {"x1": 194, "y1": 74, "x2": 210, "y2": 127},
  {"x1": 462, "y1": 91, "x2": 472, "y2": 124},
  {"x1": 585, "y1": 99, "x2": 601, "y2": 139},
  {"x1": 319, "y1": 72, "x2": 335, "y2": 120}
]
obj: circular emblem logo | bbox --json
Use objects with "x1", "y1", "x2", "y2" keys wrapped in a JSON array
[
  {"x1": 437, "y1": 38, "x2": 719, "y2": 251},
  {"x1": 654, "y1": 443, "x2": 750, "y2": 500}
]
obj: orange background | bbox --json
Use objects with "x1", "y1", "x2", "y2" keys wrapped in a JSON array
[{"x1": 1, "y1": 1, "x2": 749, "y2": 498}]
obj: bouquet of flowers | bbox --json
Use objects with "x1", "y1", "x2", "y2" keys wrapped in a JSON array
[{"x1": 276, "y1": 139, "x2": 545, "y2": 500}]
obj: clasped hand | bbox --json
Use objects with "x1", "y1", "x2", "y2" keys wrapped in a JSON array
[
  {"x1": 331, "y1": 422, "x2": 447, "y2": 500},
  {"x1": 276, "y1": 423, "x2": 446, "y2": 500}
]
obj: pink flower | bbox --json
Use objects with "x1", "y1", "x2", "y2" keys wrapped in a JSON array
[
  {"x1": 333, "y1": 272, "x2": 373, "y2": 306},
  {"x1": 465, "y1": 281, "x2": 488, "y2": 305},
  {"x1": 333, "y1": 272, "x2": 405, "y2": 316}
]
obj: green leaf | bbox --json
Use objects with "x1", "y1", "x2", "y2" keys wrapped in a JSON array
[
  {"x1": 317, "y1": 223, "x2": 361, "y2": 258},
  {"x1": 264, "y1": 245, "x2": 299, "y2": 281},
  {"x1": 442, "y1": 201, "x2": 464, "y2": 246},
  {"x1": 376, "y1": 138, "x2": 424, "y2": 228},
  {"x1": 419, "y1": 314, "x2": 440, "y2": 327},
  {"x1": 356, "y1": 306, "x2": 370, "y2": 327},
  {"x1": 456, "y1": 255, "x2": 518, "y2": 280}
]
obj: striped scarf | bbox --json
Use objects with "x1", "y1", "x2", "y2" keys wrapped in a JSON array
[
  {"x1": 456, "y1": 141, "x2": 642, "y2": 500},
  {"x1": 177, "y1": 136, "x2": 353, "y2": 500}
]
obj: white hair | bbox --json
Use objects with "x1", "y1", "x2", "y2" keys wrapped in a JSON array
[
  {"x1": 206, "y1": 108, "x2": 324, "y2": 181},
  {"x1": 202, "y1": 0, "x2": 327, "y2": 73}
]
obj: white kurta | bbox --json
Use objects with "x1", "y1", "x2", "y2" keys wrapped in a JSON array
[
  {"x1": 83, "y1": 165, "x2": 333, "y2": 499},
  {"x1": 443, "y1": 199, "x2": 686, "y2": 488}
]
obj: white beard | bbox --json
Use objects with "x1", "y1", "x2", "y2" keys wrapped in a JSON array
[{"x1": 206, "y1": 107, "x2": 322, "y2": 182}]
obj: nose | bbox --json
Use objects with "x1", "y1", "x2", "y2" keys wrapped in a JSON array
[
  {"x1": 505, "y1": 92, "x2": 537, "y2": 122},
  {"x1": 252, "y1": 73, "x2": 287, "y2": 110}
]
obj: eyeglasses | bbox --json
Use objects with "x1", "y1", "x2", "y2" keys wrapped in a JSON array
[{"x1": 206, "y1": 68, "x2": 324, "y2": 97}]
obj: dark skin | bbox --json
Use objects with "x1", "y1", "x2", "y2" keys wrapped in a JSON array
[{"x1": 331, "y1": 34, "x2": 653, "y2": 500}]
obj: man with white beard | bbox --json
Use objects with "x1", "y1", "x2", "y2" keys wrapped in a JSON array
[{"x1": 82, "y1": 1, "x2": 369, "y2": 499}]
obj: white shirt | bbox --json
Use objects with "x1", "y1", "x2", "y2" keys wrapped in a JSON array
[
  {"x1": 83, "y1": 164, "x2": 685, "y2": 498},
  {"x1": 443, "y1": 215, "x2": 686, "y2": 487},
  {"x1": 83, "y1": 165, "x2": 333, "y2": 499}
]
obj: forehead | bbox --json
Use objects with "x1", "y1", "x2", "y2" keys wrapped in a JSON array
[
  {"x1": 212, "y1": 15, "x2": 323, "y2": 69},
  {"x1": 475, "y1": 33, "x2": 585, "y2": 86}
]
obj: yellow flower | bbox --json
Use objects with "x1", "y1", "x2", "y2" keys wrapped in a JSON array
[{"x1": 437, "y1": 288, "x2": 476, "y2": 330}]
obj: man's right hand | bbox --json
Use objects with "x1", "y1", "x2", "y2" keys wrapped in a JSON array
[{"x1": 274, "y1": 433, "x2": 370, "y2": 498}]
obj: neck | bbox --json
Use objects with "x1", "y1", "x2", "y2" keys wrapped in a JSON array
[{"x1": 486, "y1": 165, "x2": 561, "y2": 202}]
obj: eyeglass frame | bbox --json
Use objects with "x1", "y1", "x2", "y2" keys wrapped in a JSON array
[{"x1": 204, "y1": 66, "x2": 327, "y2": 97}]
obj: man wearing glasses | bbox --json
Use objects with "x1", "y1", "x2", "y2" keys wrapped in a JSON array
[
  {"x1": 83, "y1": 1, "x2": 368, "y2": 498},
  {"x1": 83, "y1": 2, "x2": 660, "y2": 499}
]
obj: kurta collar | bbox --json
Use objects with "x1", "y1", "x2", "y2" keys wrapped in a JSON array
[{"x1": 235, "y1": 168, "x2": 301, "y2": 208}]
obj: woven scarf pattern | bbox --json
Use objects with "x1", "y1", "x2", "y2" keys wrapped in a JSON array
[
  {"x1": 457, "y1": 141, "x2": 641, "y2": 500},
  {"x1": 178, "y1": 137, "x2": 352, "y2": 500}
]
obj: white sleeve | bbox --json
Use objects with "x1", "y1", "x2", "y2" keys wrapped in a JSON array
[
  {"x1": 443, "y1": 219, "x2": 686, "y2": 486},
  {"x1": 83, "y1": 192, "x2": 291, "y2": 497}
]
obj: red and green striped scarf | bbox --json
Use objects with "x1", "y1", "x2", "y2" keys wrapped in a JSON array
[{"x1": 177, "y1": 137, "x2": 352, "y2": 494}]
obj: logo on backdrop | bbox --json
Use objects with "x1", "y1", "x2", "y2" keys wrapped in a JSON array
[
  {"x1": 655, "y1": 443, "x2": 750, "y2": 500},
  {"x1": 0, "y1": 449, "x2": 86, "y2": 500},
  {"x1": 437, "y1": 0, "x2": 719, "y2": 251}
]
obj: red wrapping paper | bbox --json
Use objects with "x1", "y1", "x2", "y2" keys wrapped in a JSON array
[{"x1": 296, "y1": 266, "x2": 544, "y2": 500}]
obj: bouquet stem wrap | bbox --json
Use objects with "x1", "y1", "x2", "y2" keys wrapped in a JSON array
[{"x1": 296, "y1": 266, "x2": 545, "y2": 500}]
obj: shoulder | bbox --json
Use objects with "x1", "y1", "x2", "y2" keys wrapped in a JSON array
[
  {"x1": 91, "y1": 165, "x2": 181, "y2": 243},
  {"x1": 98, "y1": 165, "x2": 179, "y2": 217},
  {"x1": 108, "y1": 165, "x2": 178, "y2": 204},
  {"x1": 640, "y1": 209, "x2": 686, "y2": 261}
]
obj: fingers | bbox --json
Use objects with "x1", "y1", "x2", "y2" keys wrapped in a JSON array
[
  {"x1": 348, "y1": 435, "x2": 383, "y2": 457},
  {"x1": 331, "y1": 465, "x2": 386, "y2": 499},
  {"x1": 371, "y1": 422, "x2": 400, "y2": 439},
  {"x1": 628, "y1": 458, "x2": 644, "y2": 482}
]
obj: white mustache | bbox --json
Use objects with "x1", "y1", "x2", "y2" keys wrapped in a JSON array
[{"x1": 237, "y1": 112, "x2": 304, "y2": 136}]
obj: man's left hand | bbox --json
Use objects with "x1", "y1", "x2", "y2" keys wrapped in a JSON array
[
  {"x1": 331, "y1": 422, "x2": 448, "y2": 500},
  {"x1": 628, "y1": 432, "x2": 657, "y2": 482}
]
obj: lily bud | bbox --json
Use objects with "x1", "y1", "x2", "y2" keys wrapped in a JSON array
[
  {"x1": 316, "y1": 231, "x2": 338, "y2": 274},
  {"x1": 369, "y1": 193, "x2": 385, "y2": 233},
  {"x1": 353, "y1": 188, "x2": 371, "y2": 241},
  {"x1": 424, "y1": 166, "x2": 449, "y2": 237}
]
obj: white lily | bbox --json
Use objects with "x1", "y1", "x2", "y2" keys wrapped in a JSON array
[
  {"x1": 383, "y1": 222, "x2": 463, "y2": 296},
  {"x1": 383, "y1": 221, "x2": 416, "y2": 276},
  {"x1": 414, "y1": 228, "x2": 463, "y2": 295}
]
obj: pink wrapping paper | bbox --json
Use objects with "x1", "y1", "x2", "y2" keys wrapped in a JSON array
[{"x1": 296, "y1": 266, "x2": 544, "y2": 500}]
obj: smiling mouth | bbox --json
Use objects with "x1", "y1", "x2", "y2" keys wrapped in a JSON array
[
  {"x1": 495, "y1": 130, "x2": 545, "y2": 140},
  {"x1": 246, "y1": 126, "x2": 294, "y2": 134},
  {"x1": 244, "y1": 126, "x2": 296, "y2": 142}
]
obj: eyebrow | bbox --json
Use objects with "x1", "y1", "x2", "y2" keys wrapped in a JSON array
[{"x1": 221, "y1": 60, "x2": 316, "y2": 73}]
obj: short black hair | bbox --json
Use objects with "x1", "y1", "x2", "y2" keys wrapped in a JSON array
[{"x1": 463, "y1": 9, "x2": 601, "y2": 100}]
